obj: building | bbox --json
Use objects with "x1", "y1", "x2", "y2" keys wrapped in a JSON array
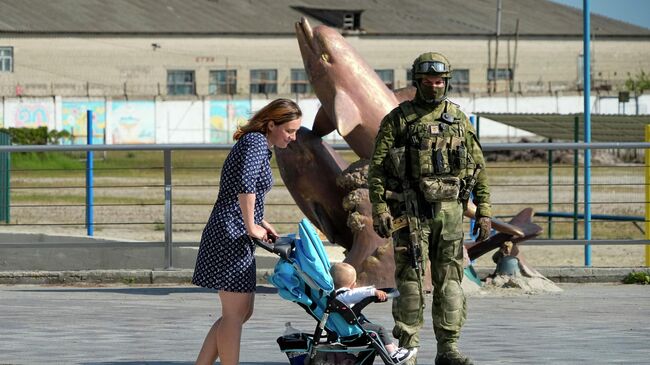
[{"x1": 1, "y1": 0, "x2": 649, "y2": 99}]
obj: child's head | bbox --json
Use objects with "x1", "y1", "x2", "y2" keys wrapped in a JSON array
[{"x1": 330, "y1": 262, "x2": 357, "y2": 289}]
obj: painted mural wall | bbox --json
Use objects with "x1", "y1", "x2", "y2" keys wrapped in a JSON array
[
  {"x1": 61, "y1": 100, "x2": 107, "y2": 144},
  {"x1": 0, "y1": 95, "x2": 647, "y2": 144}
]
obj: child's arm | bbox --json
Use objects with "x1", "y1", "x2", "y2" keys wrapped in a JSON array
[{"x1": 337, "y1": 286, "x2": 376, "y2": 306}]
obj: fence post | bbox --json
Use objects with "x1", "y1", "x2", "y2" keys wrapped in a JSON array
[
  {"x1": 573, "y1": 117, "x2": 579, "y2": 240},
  {"x1": 164, "y1": 149, "x2": 173, "y2": 269},
  {"x1": 583, "y1": 0, "x2": 592, "y2": 267},
  {"x1": 0, "y1": 131, "x2": 10, "y2": 223},
  {"x1": 86, "y1": 110, "x2": 94, "y2": 236},
  {"x1": 645, "y1": 125, "x2": 650, "y2": 267},
  {"x1": 548, "y1": 138, "x2": 553, "y2": 239}
]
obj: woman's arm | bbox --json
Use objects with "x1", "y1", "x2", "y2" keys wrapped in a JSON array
[{"x1": 238, "y1": 193, "x2": 267, "y2": 240}]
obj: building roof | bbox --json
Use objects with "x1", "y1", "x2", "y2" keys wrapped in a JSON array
[
  {"x1": 0, "y1": 0, "x2": 648, "y2": 37},
  {"x1": 476, "y1": 113, "x2": 650, "y2": 142}
]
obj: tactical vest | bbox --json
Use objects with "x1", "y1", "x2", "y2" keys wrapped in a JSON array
[{"x1": 388, "y1": 100, "x2": 474, "y2": 202}]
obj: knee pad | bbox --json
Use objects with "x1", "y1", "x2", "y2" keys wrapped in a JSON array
[{"x1": 432, "y1": 280, "x2": 466, "y2": 330}]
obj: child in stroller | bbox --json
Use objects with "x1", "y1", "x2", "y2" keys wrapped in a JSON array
[
  {"x1": 260, "y1": 218, "x2": 416, "y2": 365},
  {"x1": 331, "y1": 262, "x2": 416, "y2": 364}
]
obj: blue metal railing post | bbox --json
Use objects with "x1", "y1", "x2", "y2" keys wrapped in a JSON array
[
  {"x1": 573, "y1": 116, "x2": 579, "y2": 240},
  {"x1": 583, "y1": 0, "x2": 592, "y2": 266},
  {"x1": 164, "y1": 150, "x2": 173, "y2": 269},
  {"x1": 548, "y1": 138, "x2": 553, "y2": 239},
  {"x1": 468, "y1": 115, "x2": 478, "y2": 241},
  {"x1": 86, "y1": 110, "x2": 94, "y2": 236}
]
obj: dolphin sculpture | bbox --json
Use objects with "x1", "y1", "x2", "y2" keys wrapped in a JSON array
[
  {"x1": 278, "y1": 18, "x2": 542, "y2": 285},
  {"x1": 294, "y1": 17, "x2": 528, "y2": 234}
]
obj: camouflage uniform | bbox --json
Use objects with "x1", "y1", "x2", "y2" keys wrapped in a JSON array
[{"x1": 368, "y1": 52, "x2": 491, "y2": 364}]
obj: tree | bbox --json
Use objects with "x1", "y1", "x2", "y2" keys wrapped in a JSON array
[{"x1": 625, "y1": 70, "x2": 650, "y2": 95}]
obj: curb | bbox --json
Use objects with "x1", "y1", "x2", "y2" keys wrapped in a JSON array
[
  {"x1": 1, "y1": 267, "x2": 648, "y2": 285},
  {"x1": 474, "y1": 267, "x2": 650, "y2": 283}
]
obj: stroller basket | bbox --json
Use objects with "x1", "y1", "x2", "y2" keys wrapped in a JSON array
[{"x1": 278, "y1": 333, "x2": 310, "y2": 365}]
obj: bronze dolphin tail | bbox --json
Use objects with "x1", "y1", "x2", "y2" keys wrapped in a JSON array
[
  {"x1": 465, "y1": 200, "x2": 525, "y2": 238},
  {"x1": 275, "y1": 127, "x2": 353, "y2": 249},
  {"x1": 466, "y1": 207, "x2": 543, "y2": 261}
]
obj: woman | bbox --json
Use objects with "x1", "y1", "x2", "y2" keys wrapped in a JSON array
[{"x1": 192, "y1": 98, "x2": 302, "y2": 365}]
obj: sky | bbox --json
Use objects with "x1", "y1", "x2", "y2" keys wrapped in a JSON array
[{"x1": 548, "y1": 0, "x2": 650, "y2": 29}]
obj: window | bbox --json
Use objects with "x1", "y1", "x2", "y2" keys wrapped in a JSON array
[
  {"x1": 167, "y1": 70, "x2": 195, "y2": 95},
  {"x1": 209, "y1": 70, "x2": 237, "y2": 95},
  {"x1": 290, "y1": 69, "x2": 312, "y2": 94},
  {"x1": 450, "y1": 69, "x2": 470, "y2": 93},
  {"x1": 250, "y1": 69, "x2": 277, "y2": 94},
  {"x1": 375, "y1": 69, "x2": 394, "y2": 90},
  {"x1": 0, "y1": 47, "x2": 13, "y2": 72},
  {"x1": 487, "y1": 68, "x2": 513, "y2": 81},
  {"x1": 406, "y1": 69, "x2": 413, "y2": 84}
]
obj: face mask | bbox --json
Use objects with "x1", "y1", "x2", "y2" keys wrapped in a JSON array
[{"x1": 416, "y1": 80, "x2": 447, "y2": 104}]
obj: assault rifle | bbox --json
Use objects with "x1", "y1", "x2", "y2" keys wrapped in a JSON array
[{"x1": 391, "y1": 189, "x2": 423, "y2": 272}]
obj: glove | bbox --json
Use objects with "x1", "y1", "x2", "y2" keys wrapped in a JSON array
[
  {"x1": 472, "y1": 216, "x2": 492, "y2": 242},
  {"x1": 373, "y1": 212, "x2": 394, "y2": 239}
]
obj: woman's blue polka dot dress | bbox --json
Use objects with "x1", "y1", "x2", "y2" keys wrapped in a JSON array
[{"x1": 192, "y1": 132, "x2": 273, "y2": 292}]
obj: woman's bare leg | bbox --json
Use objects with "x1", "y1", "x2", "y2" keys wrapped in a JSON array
[
  {"x1": 195, "y1": 291, "x2": 255, "y2": 365},
  {"x1": 195, "y1": 317, "x2": 221, "y2": 364}
]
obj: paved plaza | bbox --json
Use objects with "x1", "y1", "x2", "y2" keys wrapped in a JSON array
[{"x1": 0, "y1": 283, "x2": 648, "y2": 365}]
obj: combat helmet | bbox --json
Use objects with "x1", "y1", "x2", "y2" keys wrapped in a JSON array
[{"x1": 411, "y1": 52, "x2": 452, "y2": 104}]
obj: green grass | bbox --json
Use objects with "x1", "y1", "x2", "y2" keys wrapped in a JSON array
[
  {"x1": 623, "y1": 271, "x2": 650, "y2": 285},
  {"x1": 11, "y1": 152, "x2": 86, "y2": 171}
]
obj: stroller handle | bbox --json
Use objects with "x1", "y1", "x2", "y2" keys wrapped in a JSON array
[{"x1": 252, "y1": 236, "x2": 295, "y2": 260}]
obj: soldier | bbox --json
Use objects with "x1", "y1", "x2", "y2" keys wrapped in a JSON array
[{"x1": 368, "y1": 52, "x2": 492, "y2": 365}]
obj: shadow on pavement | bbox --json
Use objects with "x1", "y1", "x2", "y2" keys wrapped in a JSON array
[
  {"x1": 81, "y1": 363, "x2": 287, "y2": 365},
  {"x1": 17, "y1": 285, "x2": 278, "y2": 296}
]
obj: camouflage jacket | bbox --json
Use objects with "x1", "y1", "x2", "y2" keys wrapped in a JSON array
[{"x1": 368, "y1": 98, "x2": 492, "y2": 218}]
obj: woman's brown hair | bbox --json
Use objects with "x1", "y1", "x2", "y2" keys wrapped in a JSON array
[{"x1": 233, "y1": 98, "x2": 302, "y2": 140}]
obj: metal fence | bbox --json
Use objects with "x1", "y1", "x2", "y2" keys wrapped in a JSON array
[
  {"x1": 0, "y1": 142, "x2": 647, "y2": 268},
  {"x1": 0, "y1": 79, "x2": 629, "y2": 98}
]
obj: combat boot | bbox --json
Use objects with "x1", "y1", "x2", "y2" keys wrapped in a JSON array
[{"x1": 434, "y1": 350, "x2": 474, "y2": 365}]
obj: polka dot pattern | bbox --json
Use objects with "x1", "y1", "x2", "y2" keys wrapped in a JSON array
[{"x1": 192, "y1": 132, "x2": 273, "y2": 292}]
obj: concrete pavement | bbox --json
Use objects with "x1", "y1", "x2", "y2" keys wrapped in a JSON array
[{"x1": 1, "y1": 283, "x2": 649, "y2": 364}]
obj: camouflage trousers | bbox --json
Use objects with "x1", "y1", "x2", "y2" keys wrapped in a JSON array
[{"x1": 391, "y1": 200, "x2": 466, "y2": 353}]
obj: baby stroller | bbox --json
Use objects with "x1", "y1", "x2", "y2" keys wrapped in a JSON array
[{"x1": 255, "y1": 218, "x2": 401, "y2": 365}]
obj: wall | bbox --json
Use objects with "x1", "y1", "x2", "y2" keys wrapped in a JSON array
[
  {"x1": 1, "y1": 34, "x2": 648, "y2": 97},
  {"x1": 1, "y1": 95, "x2": 647, "y2": 143}
]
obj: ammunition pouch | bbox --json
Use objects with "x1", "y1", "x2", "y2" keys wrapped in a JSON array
[
  {"x1": 419, "y1": 176, "x2": 460, "y2": 203},
  {"x1": 450, "y1": 144, "x2": 467, "y2": 175}
]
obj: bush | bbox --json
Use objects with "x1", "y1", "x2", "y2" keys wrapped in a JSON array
[
  {"x1": 623, "y1": 271, "x2": 650, "y2": 285},
  {"x1": 0, "y1": 126, "x2": 71, "y2": 145}
]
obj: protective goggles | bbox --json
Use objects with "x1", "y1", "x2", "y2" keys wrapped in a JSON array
[{"x1": 415, "y1": 61, "x2": 449, "y2": 74}]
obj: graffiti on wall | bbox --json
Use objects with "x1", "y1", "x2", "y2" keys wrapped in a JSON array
[
  {"x1": 62, "y1": 101, "x2": 107, "y2": 144},
  {"x1": 209, "y1": 100, "x2": 251, "y2": 143},
  {"x1": 110, "y1": 101, "x2": 155, "y2": 144},
  {"x1": 5, "y1": 100, "x2": 54, "y2": 129}
]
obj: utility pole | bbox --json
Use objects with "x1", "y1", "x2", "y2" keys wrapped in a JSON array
[{"x1": 493, "y1": 0, "x2": 502, "y2": 93}]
